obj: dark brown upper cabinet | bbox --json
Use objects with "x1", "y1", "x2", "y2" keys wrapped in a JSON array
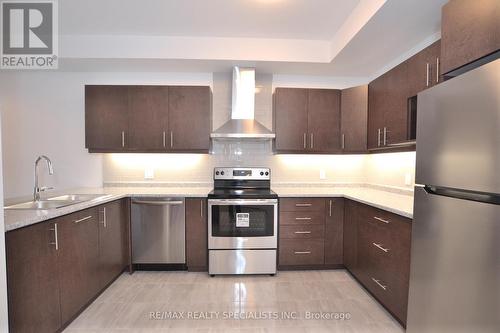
[
  {"x1": 441, "y1": 0, "x2": 500, "y2": 76},
  {"x1": 85, "y1": 85, "x2": 129, "y2": 151},
  {"x1": 128, "y1": 86, "x2": 169, "y2": 151},
  {"x1": 85, "y1": 85, "x2": 211, "y2": 153},
  {"x1": 168, "y1": 86, "x2": 211, "y2": 152},
  {"x1": 368, "y1": 62, "x2": 410, "y2": 150},
  {"x1": 274, "y1": 88, "x2": 341, "y2": 154},
  {"x1": 340, "y1": 85, "x2": 368, "y2": 153},
  {"x1": 407, "y1": 40, "x2": 442, "y2": 97}
]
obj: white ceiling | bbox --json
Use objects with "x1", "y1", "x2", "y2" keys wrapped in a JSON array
[
  {"x1": 58, "y1": 0, "x2": 448, "y2": 80},
  {"x1": 60, "y1": 0, "x2": 361, "y2": 40}
]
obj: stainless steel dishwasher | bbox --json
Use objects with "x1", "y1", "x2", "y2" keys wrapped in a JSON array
[{"x1": 131, "y1": 197, "x2": 185, "y2": 269}]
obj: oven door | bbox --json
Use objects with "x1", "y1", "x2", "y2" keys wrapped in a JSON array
[{"x1": 208, "y1": 199, "x2": 278, "y2": 249}]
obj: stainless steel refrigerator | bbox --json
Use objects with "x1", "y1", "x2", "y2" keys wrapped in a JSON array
[{"x1": 407, "y1": 59, "x2": 500, "y2": 333}]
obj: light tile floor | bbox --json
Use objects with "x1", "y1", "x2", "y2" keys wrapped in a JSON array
[{"x1": 64, "y1": 270, "x2": 404, "y2": 333}]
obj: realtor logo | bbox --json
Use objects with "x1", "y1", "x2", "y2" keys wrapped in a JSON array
[{"x1": 1, "y1": 0, "x2": 58, "y2": 69}]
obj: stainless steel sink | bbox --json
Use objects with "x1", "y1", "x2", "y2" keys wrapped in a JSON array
[
  {"x1": 5, "y1": 200, "x2": 80, "y2": 210},
  {"x1": 48, "y1": 194, "x2": 110, "y2": 202},
  {"x1": 5, "y1": 194, "x2": 112, "y2": 210}
]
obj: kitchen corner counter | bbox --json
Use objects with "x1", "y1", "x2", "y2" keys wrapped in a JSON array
[
  {"x1": 272, "y1": 186, "x2": 414, "y2": 219},
  {"x1": 4, "y1": 186, "x2": 212, "y2": 232}
]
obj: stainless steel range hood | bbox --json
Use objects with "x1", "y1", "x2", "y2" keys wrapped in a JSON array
[{"x1": 211, "y1": 67, "x2": 275, "y2": 140}]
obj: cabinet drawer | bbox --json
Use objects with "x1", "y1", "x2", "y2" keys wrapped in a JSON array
[
  {"x1": 280, "y1": 211, "x2": 325, "y2": 226},
  {"x1": 279, "y1": 225, "x2": 324, "y2": 240},
  {"x1": 279, "y1": 239, "x2": 324, "y2": 265},
  {"x1": 280, "y1": 198, "x2": 325, "y2": 212}
]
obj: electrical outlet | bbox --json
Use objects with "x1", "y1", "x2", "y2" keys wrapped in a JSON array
[
  {"x1": 319, "y1": 169, "x2": 326, "y2": 180},
  {"x1": 144, "y1": 167, "x2": 155, "y2": 180},
  {"x1": 404, "y1": 172, "x2": 412, "y2": 186}
]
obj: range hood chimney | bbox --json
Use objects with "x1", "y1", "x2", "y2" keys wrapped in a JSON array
[{"x1": 210, "y1": 67, "x2": 275, "y2": 140}]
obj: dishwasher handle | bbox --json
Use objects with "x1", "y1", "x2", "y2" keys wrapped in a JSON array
[{"x1": 132, "y1": 200, "x2": 184, "y2": 206}]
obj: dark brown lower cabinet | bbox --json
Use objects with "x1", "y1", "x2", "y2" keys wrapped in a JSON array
[
  {"x1": 324, "y1": 198, "x2": 344, "y2": 265},
  {"x1": 278, "y1": 197, "x2": 343, "y2": 268},
  {"x1": 6, "y1": 199, "x2": 129, "y2": 332},
  {"x1": 97, "y1": 200, "x2": 128, "y2": 289},
  {"x1": 58, "y1": 207, "x2": 101, "y2": 324},
  {"x1": 185, "y1": 198, "x2": 208, "y2": 271},
  {"x1": 6, "y1": 220, "x2": 61, "y2": 333},
  {"x1": 344, "y1": 199, "x2": 412, "y2": 326}
]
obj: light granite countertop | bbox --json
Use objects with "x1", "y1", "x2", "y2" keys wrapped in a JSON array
[{"x1": 4, "y1": 185, "x2": 413, "y2": 232}]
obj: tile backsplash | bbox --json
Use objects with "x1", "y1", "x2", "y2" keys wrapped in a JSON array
[{"x1": 102, "y1": 147, "x2": 416, "y2": 190}]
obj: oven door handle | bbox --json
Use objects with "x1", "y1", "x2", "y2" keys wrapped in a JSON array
[{"x1": 208, "y1": 199, "x2": 278, "y2": 205}]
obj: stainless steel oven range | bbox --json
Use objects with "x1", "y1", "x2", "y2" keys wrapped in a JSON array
[{"x1": 208, "y1": 167, "x2": 278, "y2": 275}]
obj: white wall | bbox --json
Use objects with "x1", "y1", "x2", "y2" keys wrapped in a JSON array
[
  {"x1": 0, "y1": 71, "x2": 212, "y2": 200},
  {"x1": 0, "y1": 113, "x2": 9, "y2": 332}
]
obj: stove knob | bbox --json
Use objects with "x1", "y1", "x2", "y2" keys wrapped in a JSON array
[
  {"x1": 260, "y1": 171, "x2": 264, "y2": 176},
  {"x1": 221, "y1": 171, "x2": 225, "y2": 175},
  {"x1": 265, "y1": 171, "x2": 269, "y2": 176},
  {"x1": 215, "y1": 171, "x2": 220, "y2": 175}
]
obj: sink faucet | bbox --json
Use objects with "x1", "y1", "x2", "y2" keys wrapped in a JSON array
[{"x1": 34, "y1": 155, "x2": 54, "y2": 201}]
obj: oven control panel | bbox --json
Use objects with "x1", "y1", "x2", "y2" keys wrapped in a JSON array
[{"x1": 214, "y1": 167, "x2": 270, "y2": 180}]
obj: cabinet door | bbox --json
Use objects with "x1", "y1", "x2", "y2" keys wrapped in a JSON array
[
  {"x1": 168, "y1": 86, "x2": 211, "y2": 152},
  {"x1": 58, "y1": 208, "x2": 100, "y2": 324},
  {"x1": 6, "y1": 221, "x2": 61, "y2": 333},
  {"x1": 85, "y1": 85, "x2": 129, "y2": 151},
  {"x1": 128, "y1": 86, "x2": 169, "y2": 151},
  {"x1": 441, "y1": 0, "x2": 500, "y2": 75},
  {"x1": 324, "y1": 198, "x2": 344, "y2": 265},
  {"x1": 368, "y1": 75, "x2": 387, "y2": 149},
  {"x1": 185, "y1": 198, "x2": 208, "y2": 271},
  {"x1": 340, "y1": 85, "x2": 368, "y2": 152},
  {"x1": 307, "y1": 89, "x2": 341, "y2": 153},
  {"x1": 274, "y1": 88, "x2": 309, "y2": 152},
  {"x1": 343, "y1": 200, "x2": 358, "y2": 274},
  {"x1": 98, "y1": 200, "x2": 127, "y2": 289},
  {"x1": 384, "y1": 61, "x2": 409, "y2": 145},
  {"x1": 407, "y1": 40, "x2": 442, "y2": 97}
]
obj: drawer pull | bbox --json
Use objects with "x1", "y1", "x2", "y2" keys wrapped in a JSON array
[
  {"x1": 295, "y1": 203, "x2": 312, "y2": 207},
  {"x1": 49, "y1": 223, "x2": 59, "y2": 250},
  {"x1": 294, "y1": 231, "x2": 311, "y2": 234},
  {"x1": 74, "y1": 215, "x2": 93, "y2": 224},
  {"x1": 295, "y1": 217, "x2": 312, "y2": 221},
  {"x1": 294, "y1": 251, "x2": 311, "y2": 255},
  {"x1": 372, "y1": 242, "x2": 390, "y2": 253},
  {"x1": 371, "y1": 277, "x2": 387, "y2": 291},
  {"x1": 373, "y1": 216, "x2": 390, "y2": 224}
]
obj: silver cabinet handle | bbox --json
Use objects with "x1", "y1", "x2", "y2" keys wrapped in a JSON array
[
  {"x1": 200, "y1": 200, "x2": 203, "y2": 218},
  {"x1": 341, "y1": 134, "x2": 345, "y2": 150},
  {"x1": 294, "y1": 251, "x2": 311, "y2": 255},
  {"x1": 329, "y1": 200, "x2": 332, "y2": 217},
  {"x1": 372, "y1": 242, "x2": 389, "y2": 253},
  {"x1": 310, "y1": 133, "x2": 314, "y2": 149},
  {"x1": 170, "y1": 131, "x2": 173, "y2": 148},
  {"x1": 383, "y1": 127, "x2": 387, "y2": 146},
  {"x1": 371, "y1": 277, "x2": 387, "y2": 291},
  {"x1": 303, "y1": 133, "x2": 306, "y2": 149},
  {"x1": 377, "y1": 128, "x2": 381, "y2": 147},
  {"x1": 49, "y1": 223, "x2": 59, "y2": 250},
  {"x1": 74, "y1": 215, "x2": 93, "y2": 224},
  {"x1": 132, "y1": 200, "x2": 183, "y2": 205},
  {"x1": 121, "y1": 131, "x2": 125, "y2": 148},
  {"x1": 295, "y1": 203, "x2": 312, "y2": 207},
  {"x1": 436, "y1": 57, "x2": 440, "y2": 83},
  {"x1": 295, "y1": 217, "x2": 312, "y2": 220},
  {"x1": 163, "y1": 131, "x2": 166, "y2": 148},
  {"x1": 294, "y1": 231, "x2": 311, "y2": 234},
  {"x1": 373, "y1": 216, "x2": 390, "y2": 224},
  {"x1": 426, "y1": 63, "x2": 430, "y2": 87},
  {"x1": 100, "y1": 207, "x2": 107, "y2": 228}
]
